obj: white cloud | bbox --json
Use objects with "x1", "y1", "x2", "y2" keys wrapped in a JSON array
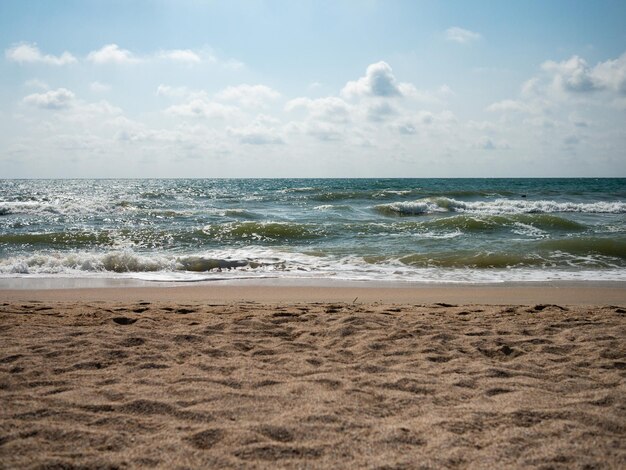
[
  {"x1": 286, "y1": 121, "x2": 345, "y2": 142},
  {"x1": 215, "y1": 84, "x2": 280, "y2": 107},
  {"x1": 366, "y1": 101, "x2": 397, "y2": 121},
  {"x1": 114, "y1": 120, "x2": 183, "y2": 144},
  {"x1": 156, "y1": 84, "x2": 190, "y2": 98},
  {"x1": 23, "y1": 88, "x2": 75, "y2": 109},
  {"x1": 481, "y1": 51, "x2": 626, "y2": 134},
  {"x1": 165, "y1": 98, "x2": 239, "y2": 120},
  {"x1": 417, "y1": 111, "x2": 435, "y2": 124},
  {"x1": 90, "y1": 81, "x2": 111, "y2": 93},
  {"x1": 285, "y1": 97, "x2": 351, "y2": 122},
  {"x1": 228, "y1": 125, "x2": 284, "y2": 145},
  {"x1": 538, "y1": 53, "x2": 626, "y2": 96},
  {"x1": 542, "y1": 55, "x2": 598, "y2": 93},
  {"x1": 487, "y1": 99, "x2": 529, "y2": 113},
  {"x1": 8, "y1": 43, "x2": 244, "y2": 71},
  {"x1": 157, "y1": 49, "x2": 202, "y2": 64},
  {"x1": 285, "y1": 64, "x2": 458, "y2": 148},
  {"x1": 474, "y1": 136, "x2": 509, "y2": 150},
  {"x1": 5, "y1": 43, "x2": 77, "y2": 65},
  {"x1": 87, "y1": 44, "x2": 138, "y2": 64},
  {"x1": 222, "y1": 58, "x2": 245, "y2": 70},
  {"x1": 341, "y1": 61, "x2": 402, "y2": 98},
  {"x1": 592, "y1": 53, "x2": 626, "y2": 94},
  {"x1": 73, "y1": 100, "x2": 122, "y2": 119},
  {"x1": 476, "y1": 136, "x2": 495, "y2": 150},
  {"x1": 24, "y1": 79, "x2": 49, "y2": 90},
  {"x1": 445, "y1": 27, "x2": 481, "y2": 44},
  {"x1": 396, "y1": 122, "x2": 417, "y2": 135}
]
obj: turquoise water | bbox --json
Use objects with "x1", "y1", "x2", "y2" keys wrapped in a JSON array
[{"x1": 1, "y1": 178, "x2": 625, "y2": 283}]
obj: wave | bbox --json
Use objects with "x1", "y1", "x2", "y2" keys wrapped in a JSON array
[
  {"x1": 398, "y1": 252, "x2": 545, "y2": 269},
  {"x1": 201, "y1": 222, "x2": 322, "y2": 242},
  {"x1": 2, "y1": 249, "x2": 623, "y2": 278},
  {"x1": 0, "y1": 200, "x2": 111, "y2": 217},
  {"x1": 397, "y1": 242, "x2": 626, "y2": 268},
  {"x1": 279, "y1": 187, "x2": 320, "y2": 193},
  {"x1": 0, "y1": 215, "x2": 597, "y2": 253},
  {"x1": 221, "y1": 209, "x2": 254, "y2": 218},
  {"x1": 421, "y1": 214, "x2": 587, "y2": 232},
  {"x1": 0, "y1": 232, "x2": 113, "y2": 247},
  {"x1": 0, "y1": 250, "x2": 287, "y2": 275},
  {"x1": 374, "y1": 200, "x2": 448, "y2": 216},
  {"x1": 539, "y1": 237, "x2": 626, "y2": 259},
  {"x1": 310, "y1": 188, "x2": 517, "y2": 202},
  {"x1": 1, "y1": 246, "x2": 625, "y2": 281},
  {"x1": 374, "y1": 197, "x2": 626, "y2": 216},
  {"x1": 313, "y1": 204, "x2": 353, "y2": 212}
]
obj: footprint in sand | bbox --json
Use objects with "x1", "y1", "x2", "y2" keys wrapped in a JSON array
[
  {"x1": 256, "y1": 425, "x2": 294, "y2": 443},
  {"x1": 185, "y1": 429, "x2": 224, "y2": 450}
]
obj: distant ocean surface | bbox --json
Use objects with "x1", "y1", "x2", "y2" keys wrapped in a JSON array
[{"x1": 1, "y1": 178, "x2": 625, "y2": 284}]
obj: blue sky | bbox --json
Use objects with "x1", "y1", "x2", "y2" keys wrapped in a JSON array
[{"x1": 1, "y1": 0, "x2": 625, "y2": 177}]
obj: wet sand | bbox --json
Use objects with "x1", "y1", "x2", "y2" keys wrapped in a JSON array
[{"x1": 1, "y1": 286, "x2": 625, "y2": 468}]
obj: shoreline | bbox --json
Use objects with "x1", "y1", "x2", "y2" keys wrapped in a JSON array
[{"x1": 1, "y1": 279, "x2": 625, "y2": 304}]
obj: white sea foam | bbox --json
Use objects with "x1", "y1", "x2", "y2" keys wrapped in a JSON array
[
  {"x1": 1, "y1": 248, "x2": 625, "y2": 283},
  {"x1": 0, "y1": 199, "x2": 113, "y2": 216},
  {"x1": 375, "y1": 197, "x2": 626, "y2": 216},
  {"x1": 375, "y1": 200, "x2": 448, "y2": 215},
  {"x1": 510, "y1": 222, "x2": 548, "y2": 238}
]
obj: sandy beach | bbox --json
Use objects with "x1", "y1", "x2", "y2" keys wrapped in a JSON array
[{"x1": 1, "y1": 284, "x2": 625, "y2": 469}]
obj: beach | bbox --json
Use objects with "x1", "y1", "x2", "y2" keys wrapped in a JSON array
[
  {"x1": 2, "y1": 0, "x2": 626, "y2": 465},
  {"x1": 1, "y1": 283, "x2": 625, "y2": 469}
]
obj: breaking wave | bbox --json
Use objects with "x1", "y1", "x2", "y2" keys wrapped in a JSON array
[{"x1": 374, "y1": 197, "x2": 626, "y2": 216}]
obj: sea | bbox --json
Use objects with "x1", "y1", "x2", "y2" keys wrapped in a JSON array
[{"x1": 1, "y1": 178, "x2": 625, "y2": 285}]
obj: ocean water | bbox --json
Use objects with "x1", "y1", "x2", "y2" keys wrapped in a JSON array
[{"x1": 1, "y1": 178, "x2": 625, "y2": 284}]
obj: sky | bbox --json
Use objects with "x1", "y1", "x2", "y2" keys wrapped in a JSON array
[{"x1": 1, "y1": 0, "x2": 625, "y2": 178}]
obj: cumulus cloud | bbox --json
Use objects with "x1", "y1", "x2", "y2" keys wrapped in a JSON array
[
  {"x1": 396, "y1": 122, "x2": 417, "y2": 135},
  {"x1": 341, "y1": 61, "x2": 402, "y2": 98},
  {"x1": 487, "y1": 99, "x2": 530, "y2": 113},
  {"x1": 285, "y1": 63, "x2": 457, "y2": 146},
  {"x1": 486, "y1": 51, "x2": 626, "y2": 128},
  {"x1": 114, "y1": 120, "x2": 183, "y2": 144},
  {"x1": 5, "y1": 43, "x2": 77, "y2": 65},
  {"x1": 87, "y1": 44, "x2": 138, "y2": 64},
  {"x1": 286, "y1": 121, "x2": 345, "y2": 142},
  {"x1": 165, "y1": 97, "x2": 238, "y2": 120},
  {"x1": 215, "y1": 84, "x2": 280, "y2": 107},
  {"x1": 474, "y1": 136, "x2": 509, "y2": 150},
  {"x1": 24, "y1": 79, "x2": 49, "y2": 90},
  {"x1": 285, "y1": 97, "x2": 351, "y2": 122},
  {"x1": 391, "y1": 110, "x2": 457, "y2": 136},
  {"x1": 542, "y1": 56, "x2": 599, "y2": 93},
  {"x1": 157, "y1": 49, "x2": 202, "y2": 64},
  {"x1": 23, "y1": 88, "x2": 75, "y2": 109},
  {"x1": 538, "y1": 53, "x2": 626, "y2": 96},
  {"x1": 156, "y1": 84, "x2": 190, "y2": 98},
  {"x1": 90, "y1": 81, "x2": 111, "y2": 93},
  {"x1": 366, "y1": 101, "x2": 397, "y2": 121},
  {"x1": 445, "y1": 27, "x2": 481, "y2": 44},
  {"x1": 221, "y1": 58, "x2": 245, "y2": 70},
  {"x1": 593, "y1": 53, "x2": 626, "y2": 94},
  {"x1": 8, "y1": 43, "x2": 244, "y2": 71},
  {"x1": 228, "y1": 125, "x2": 284, "y2": 145}
]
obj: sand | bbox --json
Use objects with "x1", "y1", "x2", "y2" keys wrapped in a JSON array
[{"x1": 1, "y1": 285, "x2": 625, "y2": 469}]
